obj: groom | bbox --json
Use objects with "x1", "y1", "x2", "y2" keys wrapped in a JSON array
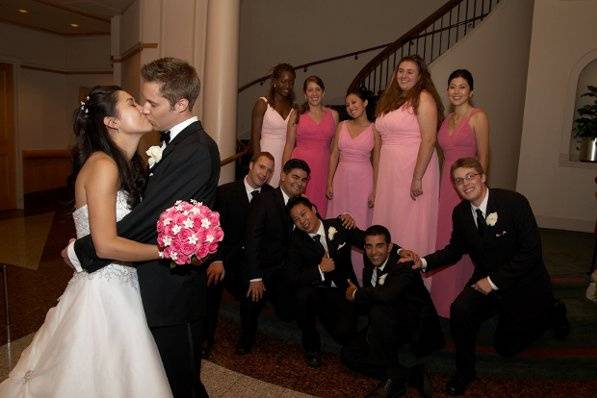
[{"x1": 63, "y1": 57, "x2": 220, "y2": 397}]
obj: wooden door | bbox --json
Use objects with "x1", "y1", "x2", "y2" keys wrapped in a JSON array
[{"x1": 0, "y1": 63, "x2": 16, "y2": 209}]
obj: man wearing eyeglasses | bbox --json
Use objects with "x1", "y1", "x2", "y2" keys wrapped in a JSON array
[{"x1": 404, "y1": 157, "x2": 569, "y2": 396}]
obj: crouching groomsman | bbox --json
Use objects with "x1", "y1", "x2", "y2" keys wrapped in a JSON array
[
  {"x1": 200, "y1": 152, "x2": 275, "y2": 358},
  {"x1": 342, "y1": 225, "x2": 444, "y2": 398},
  {"x1": 286, "y1": 196, "x2": 362, "y2": 368},
  {"x1": 407, "y1": 157, "x2": 569, "y2": 396}
]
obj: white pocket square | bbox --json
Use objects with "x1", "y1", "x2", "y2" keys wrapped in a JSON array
[
  {"x1": 149, "y1": 173, "x2": 154, "y2": 177},
  {"x1": 337, "y1": 242, "x2": 346, "y2": 249}
]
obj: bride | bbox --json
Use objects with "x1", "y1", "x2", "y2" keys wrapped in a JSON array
[{"x1": 0, "y1": 86, "x2": 172, "y2": 397}]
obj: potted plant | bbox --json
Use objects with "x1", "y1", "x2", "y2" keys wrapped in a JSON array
[{"x1": 573, "y1": 85, "x2": 597, "y2": 162}]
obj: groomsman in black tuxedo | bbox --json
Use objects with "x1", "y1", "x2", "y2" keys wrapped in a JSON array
[
  {"x1": 408, "y1": 157, "x2": 569, "y2": 396},
  {"x1": 286, "y1": 196, "x2": 363, "y2": 368},
  {"x1": 342, "y1": 225, "x2": 444, "y2": 398},
  {"x1": 64, "y1": 58, "x2": 219, "y2": 397},
  {"x1": 200, "y1": 151, "x2": 275, "y2": 358},
  {"x1": 238, "y1": 158, "x2": 311, "y2": 354}
]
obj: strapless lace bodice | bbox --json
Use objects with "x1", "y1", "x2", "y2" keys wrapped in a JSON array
[
  {"x1": 73, "y1": 190, "x2": 131, "y2": 237},
  {"x1": 71, "y1": 190, "x2": 137, "y2": 287}
]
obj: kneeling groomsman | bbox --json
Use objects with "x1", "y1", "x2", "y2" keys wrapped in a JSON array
[
  {"x1": 408, "y1": 157, "x2": 569, "y2": 396},
  {"x1": 286, "y1": 196, "x2": 362, "y2": 368},
  {"x1": 200, "y1": 152, "x2": 275, "y2": 358},
  {"x1": 342, "y1": 225, "x2": 444, "y2": 398}
]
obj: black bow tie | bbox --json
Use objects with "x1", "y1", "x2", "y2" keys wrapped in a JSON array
[{"x1": 160, "y1": 130, "x2": 171, "y2": 145}]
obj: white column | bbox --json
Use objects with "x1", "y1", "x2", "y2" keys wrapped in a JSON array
[{"x1": 202, "y1": 0, "x2": 240, "y2": 183}]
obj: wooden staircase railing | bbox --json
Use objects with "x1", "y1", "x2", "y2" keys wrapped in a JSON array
[{"x1": 348, "y1": 0, "x2": 501, "y2": 94}]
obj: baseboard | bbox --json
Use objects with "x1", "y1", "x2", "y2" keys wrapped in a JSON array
[{"x1": 536, "y1": 215, "x2": 594, "y2": 233}]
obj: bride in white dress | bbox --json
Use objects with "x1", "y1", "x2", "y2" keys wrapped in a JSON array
[{"x1": 0, "y1": 86, "x2": 172, "y2": 397}]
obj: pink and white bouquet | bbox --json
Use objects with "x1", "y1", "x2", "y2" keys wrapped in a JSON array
[{"x1": 156, "y1": 200, "x2": 224, "y2": 265}]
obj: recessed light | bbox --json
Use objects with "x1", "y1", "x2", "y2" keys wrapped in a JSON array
[
  {"x1": 70, "y1": 23, "x2": 79, "y2": 28},
  {"x1": 17, "y1": 9, "x2": 28, "y2": 14}
]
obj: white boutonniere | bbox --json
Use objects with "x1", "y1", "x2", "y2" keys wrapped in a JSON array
[
  {"x1": 327, "y1": 226, "x2": 337, "y2": 241},
  {"x1": 486, "y1": 212, "x2": 498, "y2": 227},
  {"x1": 146, "y1": 145, "x2": 163, "y2": 168},
  {"x1": 378, "y1": 273, "x2": 388, "y2": 286}
]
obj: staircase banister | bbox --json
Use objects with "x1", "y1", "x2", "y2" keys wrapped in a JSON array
[
  {"x1": 237, "y1": 42, "x2": 394, "y2": 94},
  {"x1": 348, "y1": 0, "x2": 464, "y2": 91}
]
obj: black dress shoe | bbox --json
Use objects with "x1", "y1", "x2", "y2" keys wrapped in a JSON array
[
  {"x1": 365, "y1": 378, "x2": 406, "y2": 398},
  {"x1": 551, "y1": 300, "x2": 570, "y2": 340},
  {"x1": 305, "y1": 351, "x2": 322, "y2": 368},
  {"x1": 408, "y1": 364, "x2": 431, "y2": 398},
  {"x1": 445, "y1": 374, "x2": 474, "y2": 396},
  {"x1": 200, "y1": 339, "x2": 214, "y2": 359}
]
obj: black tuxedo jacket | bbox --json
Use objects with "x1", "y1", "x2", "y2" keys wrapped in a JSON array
[
  {"x1": 213, "y1": 180, "x2": 273, "y2": 270},
  {"x1": 245, "y1": 187, "x2": 293, "y2": 280},
  {"x1": 356, "y1": 246, "x2": 444, "y2": 357},
  {"x1": 286, "y1": 219, "x2": 362, "y2": 290},
  {"x1": 425, "y1": 188, "x2": 553, "y2": 316},
  {"x1": 74, "y1": 120, "x2": 221, "y2": 327}
]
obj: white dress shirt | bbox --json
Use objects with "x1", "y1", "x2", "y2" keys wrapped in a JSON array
[{"x1": 243, "y1": 176, "x2": 261, "y2": 203}]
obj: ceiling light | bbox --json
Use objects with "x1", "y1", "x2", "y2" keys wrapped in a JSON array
[
  {"x1": 17, "y1": 9, "x2": 28, "y2": 14},
  {"x1": 70, "y1": 23, "x2": 79, "y2": 28}
]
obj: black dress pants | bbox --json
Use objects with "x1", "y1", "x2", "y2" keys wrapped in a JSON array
[
  {"x1": 201, "y1": 268, "x2": 244, "y2": 346},
  {"x1": 341, "y1": 305, "x2": 410, "y2": 382},
  {"x1": 238, "y1": 267, "x2": 295, "y2": 347},
  {"x1": 450, "y1": 286, "x2": 551, "y2": 379},
  {"x1": 151, "y1": 320, "x2": 208, "y2": 398},
  {"x1": 295, "y1": 285, "x2": 357, "y2": 352}
]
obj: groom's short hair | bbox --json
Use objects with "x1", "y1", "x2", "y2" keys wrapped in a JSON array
[
  {"x1": 141, "y1": 57, "x2": 201, "y2": 110},
  {"x1": 364, "y1": 225, "x2": 391, "y2": 244}
]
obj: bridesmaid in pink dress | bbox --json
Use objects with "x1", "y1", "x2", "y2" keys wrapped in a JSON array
[
  {"x1": 431, "y1": 69, "x2": 490, "y2": 318},
  {"x1": 251, "y1": 63, "x2": 296, "y2": 187},
  {"x1": 283, "y1": 76, "x2": 338, "y2": 216},
  {"x1": 327, "y1": 88, "x2": 380, "y2": 284},
  {"x1": 372, "y1": 55, "x2": 444, "y2": 289}
]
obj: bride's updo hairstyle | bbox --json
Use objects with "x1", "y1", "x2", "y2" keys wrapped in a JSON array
[{"x1": 69, "y1": 85, "x2": 146, "y2": 208}]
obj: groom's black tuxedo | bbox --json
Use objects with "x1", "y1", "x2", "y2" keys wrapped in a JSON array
[
  {"x1": 424, "y1": 188, "x2": 555, "y2": 379},
  {"x1": 73, "y1": 120, "x2": 219, "y2": 397},
  {"x1": 74, "y1": 120, "x2": 220, "y2": 326}
]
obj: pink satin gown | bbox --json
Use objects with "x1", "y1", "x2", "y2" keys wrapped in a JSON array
[
  {"x1": 258, "y1": 97, "x2": 293, "y2": 187},
  {"x1": 430, "y1": 109, "x2": 480, "y2": 318},
  {"x1": 291, "y1": 109, "x2": 335, "y2": 217},
  {"x1": 372, "y1": 104, "x2": 439, "y2": 290},
  {"x1": 327, "y1": 122, "x2": 374, "y2": 284}
]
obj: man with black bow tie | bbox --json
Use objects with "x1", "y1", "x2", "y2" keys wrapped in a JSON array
[
  {"x1": 199, "y1": 151, "x2": 275, "y2": 358},
  {"x1": 342, "y1": 225, "x2": 444, "y2": 398},
  {"x1": 407, "y1": 157, "x2": 569, "y2": 396},
  {"x1": 286, "y1": 196, "x2": 363, "y2": 368}
]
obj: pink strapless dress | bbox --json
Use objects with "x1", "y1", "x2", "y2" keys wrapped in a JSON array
[
  {"x1": 327, "y1": 122, "x2": 374, "y2": 284},
  {"x1": 259, "y1": 97, "x2": 293, "y2": 187},
  {"x1": 430, "y1": 109, "x2": 480, "y2": 318},
  {"x1": 291, "y1": 109, "x2": 335, "y2": 217},
  {"x1": 372, "y1": 105, "x2": 439, "y2": 289}
]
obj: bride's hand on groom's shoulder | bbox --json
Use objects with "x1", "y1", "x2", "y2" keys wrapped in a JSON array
[{"x1": 61, "y1": 238, "x2": 76, "y2": 270}]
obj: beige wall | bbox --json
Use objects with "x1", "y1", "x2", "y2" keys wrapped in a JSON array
[
  {"x1": 237, "y1": 0, "x2": 445, "y2": 138},
  {"x1": 517, "y1": 0, "x2": 597, "y2": 232},
  {"x1": 114, "y1": 0, "x2": 209, "y2": 116},
  {"x1": 0, "y1": 22, "x2": 112, "y2": 205},
  {"x1": 429, "y1": 0, "x2": 534, "y2": 190}
]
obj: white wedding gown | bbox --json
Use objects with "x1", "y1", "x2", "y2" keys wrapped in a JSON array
[{"x1": 0, "y1": 191, "x2": 172, "y2": 397}]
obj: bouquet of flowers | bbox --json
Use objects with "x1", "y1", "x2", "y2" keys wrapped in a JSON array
[{"x1": 156, "y1": 200, "x2": 224, "y2": 265}]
